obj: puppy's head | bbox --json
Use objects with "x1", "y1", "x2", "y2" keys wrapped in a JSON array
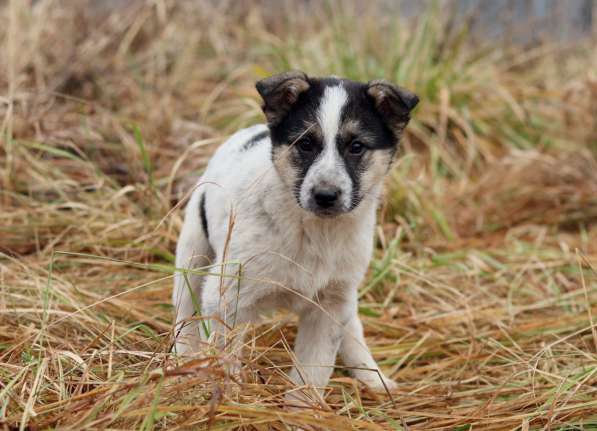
[{"x1": 256, "y1": 71, "x2": 418, "y2": 217}]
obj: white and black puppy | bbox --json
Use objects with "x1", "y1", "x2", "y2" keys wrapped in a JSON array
[{"x1": 172, "y1": 71, "x2": 418, "y2": 395}]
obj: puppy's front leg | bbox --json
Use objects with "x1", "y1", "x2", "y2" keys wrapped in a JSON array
[
  {"x1": 339, "y1": 312, "x2": 397, "y2": 390},
  {"x1": 287, "y1": 286, "x2": 352, "y2": 405}
]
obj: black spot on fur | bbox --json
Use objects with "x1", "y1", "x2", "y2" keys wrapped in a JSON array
[
  {"x1": 241, "y1": 129, "x2": 270, "y2": 151},
  {"x1": 199, "y1": 193, "x2": 209, "y2": 240}
]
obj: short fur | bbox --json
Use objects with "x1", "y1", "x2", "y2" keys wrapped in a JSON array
[{"x1": 172, "y1": 72, "x2": 418, "y2": 400}]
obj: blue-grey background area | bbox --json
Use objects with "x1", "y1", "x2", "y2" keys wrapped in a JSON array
[
  {"x1": 89, "y1": 0, "x2": 594, "y2": 42},
  {"x1": 445, "y1": 0, "x2": 593, "y2": 41}
]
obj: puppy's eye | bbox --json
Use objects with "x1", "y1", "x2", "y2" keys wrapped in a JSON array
[
  {"x1": 297, "y1": 138, "x2": 314, "y2": 152},
  {"x1": 349, "y1": 140, "x2": 366, "y2": 156}
]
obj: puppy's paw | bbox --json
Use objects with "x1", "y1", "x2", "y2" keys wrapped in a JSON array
[
  {"x1": 284, "y1": 389, "x2": 314, "y2": 410},
  {"x1": 359, "y1": 373, "x2": 398, "y2": 391},
  {"x1": 172, "y1": 333, "x2": 203, "y2": 356}
]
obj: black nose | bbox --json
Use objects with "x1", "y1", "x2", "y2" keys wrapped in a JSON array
[{"x1": 313, "y1": 188, "x2": 340, "y2": 208}]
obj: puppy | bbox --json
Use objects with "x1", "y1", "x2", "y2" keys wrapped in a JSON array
[{"x1": 172, "y1": 71, "x2": 418, "y2": 397}]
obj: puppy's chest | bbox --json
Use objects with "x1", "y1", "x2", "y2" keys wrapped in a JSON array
[
  {"x1": 262, "y1": 221, "x2": 368, "y2": 295},
  {"x1": 230, "y1": 185, "x2": 375, "y2": 301}
]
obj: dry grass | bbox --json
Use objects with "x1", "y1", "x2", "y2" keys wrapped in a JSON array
[{"x1": 1, "y1": 1, "x2": 597, "y2": 429}]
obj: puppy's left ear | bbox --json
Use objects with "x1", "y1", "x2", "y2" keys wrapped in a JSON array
[
  {"x1": 256, "y1": 71, "x2": 310, "y2": 126},
  {"x1": 367, "y1": 80, "x2": 419, "y2": 138}
]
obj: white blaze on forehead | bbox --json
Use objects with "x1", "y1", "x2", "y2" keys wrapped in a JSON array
[
  {"x1": 299, "y1": 84, "x2": 353, "y2": 211},
  {"x1": 317, "y1": 85, "x2": 348, "y2": 147}
]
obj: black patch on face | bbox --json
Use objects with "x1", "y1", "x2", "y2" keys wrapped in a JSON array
[
  {"x1": 289, "y1": 141, "x2": 324, "y2": 204},
  {"x1": 336, "y1": 80, "x2": 397, "y2": 208},
  {"x1": 199, "y1": 193, "x2": 209, "y2": 240},
  {"x1": 241, "y1": 129, "x2": 270, "y2": 151},
  {"x1": 269, "y1": 80, "x2": 329, "y2": 204},
  {"x1": 344, "y1": 153, "x2": 366, "y2": 209},
  {"x1": 268, "y1": 77, "x2": 398, "y2": 210}
]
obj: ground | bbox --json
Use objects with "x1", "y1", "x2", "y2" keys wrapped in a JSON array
[{"x1": 1, "y1": 1, "x2": 596, "y2": 430}]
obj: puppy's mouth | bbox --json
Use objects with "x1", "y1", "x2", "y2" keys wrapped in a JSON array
[
  {"x1": 310, "y1": 207, "x2": 344, "y2": 218},
  {"x1": 300, "y1": 201, "x2": 351, "y2": 218}
]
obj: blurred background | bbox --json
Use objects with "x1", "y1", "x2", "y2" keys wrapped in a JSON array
[{"x1": 1, "y1": 1, "x2": 596, "y2": 429}]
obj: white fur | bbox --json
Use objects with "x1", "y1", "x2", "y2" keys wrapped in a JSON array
[
  {"x1": 318, "y1": 85, "x2": 347, "y2": 147},
  {"x1": 173, "y1": 123, "x2": 395, "y2": 401}
]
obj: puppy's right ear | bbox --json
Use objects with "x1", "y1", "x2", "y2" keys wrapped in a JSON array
[{"x1": 256, "y1": 71, "x2": 310, "y2": 126}]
